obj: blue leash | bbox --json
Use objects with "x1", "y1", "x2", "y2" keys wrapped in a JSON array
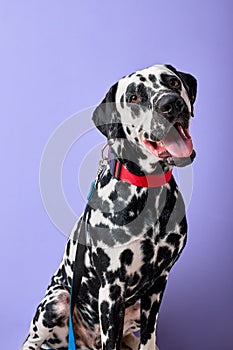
[{"x1": 68, "y1": 285, "x2": 76, "y2": 350}]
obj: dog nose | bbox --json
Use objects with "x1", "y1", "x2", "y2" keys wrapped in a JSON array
[{"x1": 158, "y1": 95, "x2": 185, "y2": 116}]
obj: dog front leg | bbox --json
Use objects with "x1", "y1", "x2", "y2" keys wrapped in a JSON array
[
  {"x1": 139, "y1": 272, "x2": 169, "y2": 350},
  {"x1": 99, "y1": 284, "x2": 126, "y2": 350},
  {"x1": 21, "y1": 289, "x2": 69, "y2": 350}
]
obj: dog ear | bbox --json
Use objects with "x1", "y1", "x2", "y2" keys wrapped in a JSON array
[
  {"x1": 92, "y1": 82, "x2": 125, "y2": 139},
  {"x1": 165, "y1": 64, "x2": 197, "y2": 105}
]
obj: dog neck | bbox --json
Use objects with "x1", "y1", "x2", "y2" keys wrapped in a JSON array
[{"x1": 109, "y1": 139, "x2": 172, "y2": 176}]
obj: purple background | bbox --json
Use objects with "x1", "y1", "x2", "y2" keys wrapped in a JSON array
[{"x1": 1, "y1": 1, "x2": 232, "y2": 349}]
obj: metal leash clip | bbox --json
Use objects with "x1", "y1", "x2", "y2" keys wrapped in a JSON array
[
  {"x1": 87, "y1": 144, "x2": 109, "y2": 202},
  {"x1": 95, "y1": 143, "x2": 109, "y2": 179}
]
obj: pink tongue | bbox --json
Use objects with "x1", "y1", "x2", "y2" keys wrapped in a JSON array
[{"x1": 162, "y1": 126, "x2": 193, "y2": 158}]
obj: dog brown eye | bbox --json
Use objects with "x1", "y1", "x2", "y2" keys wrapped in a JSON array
[
  {"x1": 129, "y1": 94, "x2": 140, "y2": 103},
  {"x1": 169, "y1": 78, "x2": 180, "y2": 89}
]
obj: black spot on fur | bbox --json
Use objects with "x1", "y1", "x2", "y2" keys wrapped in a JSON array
[
  {"x1": 110, "y1": 285, "x2": 121, "y2": 300},
  {"x1": 120, "y1": 249, "x2": 134, "y2": 265},
  {"x1": 66, "y1": 240, "x2": 70, "y2": 256},
  {"x1": 33, "y1": 308, "x2": 40, "y2": 324},
  {"x1": 135, "y1": 187, "x2": 142, "y2": 195},
  {"x1": 148, "y1": 74, "x2": 156, "y2": 83},
  {"x1": 106, "y1": 270, "x2": 116, "y2": 284},
  {"x1": 140, "y1": 261, "x2": 155, "y2": 279},
  {"x1": 166, "y1": 233, "x2": 180, "y2": 245},
  {"x1": 109, "y1": 190, "x2": 118, "y2": 201},
  {"x1": 141, "y1": 239, "x2": 154, "y2": 262},
  {"x1": 100, "y1": 301, "x2": 110, "y2": 335},
  {"x1": 93, "y1": 248, "x2": 111, "y2": 273},
  {"x1": 147, "y1": 227, "x2": 153, "y2": 238},
  {"x1": 126, "y1": 126, "x2": 131, "y2": 135},
  {"x1": 157, "y1": 246, "x2": 171, "y2": 263},
  {"x1": 142, "y1": 295, "x2": 152, "y2": 311},
  {"x1": 140, "y1": 76, "x2": 147, "y2": 82},
  {"x1": 126, "y1": 83, "x2": 136, "y2": 97},
  {"x1": 120, "y1": 94, "x2": 124, "y2": 109},
  {"x1": 99, "y1": 172, "x2": 112, "y2": 189},
  {"x1": 147, "y1": 300, "x2": 160, "y2": 332},
  {"x1": 148, "y1": 74, "x2": 159, "y2": 88},
  {"x1": 137, "y1": 83, "x2": 149, "y2": 106}
]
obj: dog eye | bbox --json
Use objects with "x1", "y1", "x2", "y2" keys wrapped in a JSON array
[
  {"x1": 129, "y1": 94, "x2": 141, "y2": 103},
  {"x1": 169, "y1": 78, "x2": 181, "y2": 89}
]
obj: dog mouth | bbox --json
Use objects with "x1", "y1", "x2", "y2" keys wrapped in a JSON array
[{"x1": 143, "y1": 123, "x2": 193, "y2": 159}]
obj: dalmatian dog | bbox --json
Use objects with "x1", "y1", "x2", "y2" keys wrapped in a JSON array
[{"x1": 22, "y1": 64, "x2": 197, "y2": 350}]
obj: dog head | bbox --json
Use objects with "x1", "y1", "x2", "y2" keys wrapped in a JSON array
[{"x1": 93, "y1": 64, "x2": 197, "y2": 171}]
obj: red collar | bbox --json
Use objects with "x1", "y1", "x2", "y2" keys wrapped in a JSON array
[{"x1": 111, "y1": 160, "x2": 172, "y2": 188}]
